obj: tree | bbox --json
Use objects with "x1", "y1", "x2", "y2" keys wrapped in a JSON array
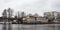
[
  {"x1": 2, "y1": 9, "x2": 7, "y2": 18},
  {"x1": 21, "y1": 12, "x2": 25, "y2": 17},
  {"x1": 7, "y1": 8, "x2": 13, "y2": 18}
]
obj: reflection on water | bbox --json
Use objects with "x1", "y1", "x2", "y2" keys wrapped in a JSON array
[{"x1": 0, "y1": 24, "x2": 60, "y2": 30}]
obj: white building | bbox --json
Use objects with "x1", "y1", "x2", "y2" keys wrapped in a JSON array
[
  {"x1": 23, "y1": 16, "x2": 48, "y2": 23},
  {"x1": 36, "y1": 17, "x2": 48, "y2": 23},
  {"x1": 44, "y1": 11, "x2": 60, "y2": 20}
]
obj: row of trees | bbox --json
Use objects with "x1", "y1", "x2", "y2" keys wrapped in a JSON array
[
  {"x1": 2, "y1": 8, "x2": 13, "y2": 18},
  {"x1": 2, "y1": 8, "x2": 26, "y2": 18},
  {"x1": 1, "y1": 8, "x2": 25, "y2": 23},
  {"x1": 2, "y1": 8, "x2": 39, "y2": 18},
  {"x1": 1, "y1": 8, "x2": 55, "y2": 24}
]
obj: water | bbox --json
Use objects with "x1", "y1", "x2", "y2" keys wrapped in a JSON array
[{"x1": 0, "y1": 24, "x2": 60, "y2": 30}]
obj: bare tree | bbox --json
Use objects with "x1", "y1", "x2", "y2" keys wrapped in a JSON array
[
  {"x1": 7, "y1": 8, "x2": 13, "y2": 18},
  {"x1": 21, "y1": 12, "x2": 25, "y2": 17},
  {"x1": 2, "y1": 9, "x2": 7, "y2": 18}
]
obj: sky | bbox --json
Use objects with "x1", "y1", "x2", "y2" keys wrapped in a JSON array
[{"x1": 0, "y1": 0, "x2": 60, "y2": 16}]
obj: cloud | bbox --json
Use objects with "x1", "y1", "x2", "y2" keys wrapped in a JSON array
[{"x1": 0, "y1": 0, "x2": 60, "y2": 16}]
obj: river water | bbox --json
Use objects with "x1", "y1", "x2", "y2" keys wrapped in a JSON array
[{"x1": 0, "y1": 24, "x2": 60, "y2": 30}]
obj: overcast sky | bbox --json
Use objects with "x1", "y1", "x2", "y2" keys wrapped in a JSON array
[{"x1": 0, "y1": 0, "x2": 60, "y2": 16}]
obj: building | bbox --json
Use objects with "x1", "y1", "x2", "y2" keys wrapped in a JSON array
[
  {"x1": 21, "y1": 12, "x2": 26, "y2": 17},
  {"x1": 44, "y1": 11, "x2": 60, "y2": 19},
  {"x1": 23, "y1": 16, "x2": 36, "y2": 23},
  {"x1": 36, "y1": 17, "x2": 48, "y2": 23},
  {"x1": 23, "y1": 15, "x2": 48, "y2": 23},
  {"x1": 44, "y1": 11, "x2": 60, "y2": 23}
]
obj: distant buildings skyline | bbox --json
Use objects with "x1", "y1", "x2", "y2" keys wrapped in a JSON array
[
  {"x1": 0, "y1": 0, "x2": 60, "y2": 17},
  {"x1": 0, "y1": 8, "x2": 60, "y2": 24},
  {"x1": 1, "y1": 8, "x2": 60, "y2": 17}
]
